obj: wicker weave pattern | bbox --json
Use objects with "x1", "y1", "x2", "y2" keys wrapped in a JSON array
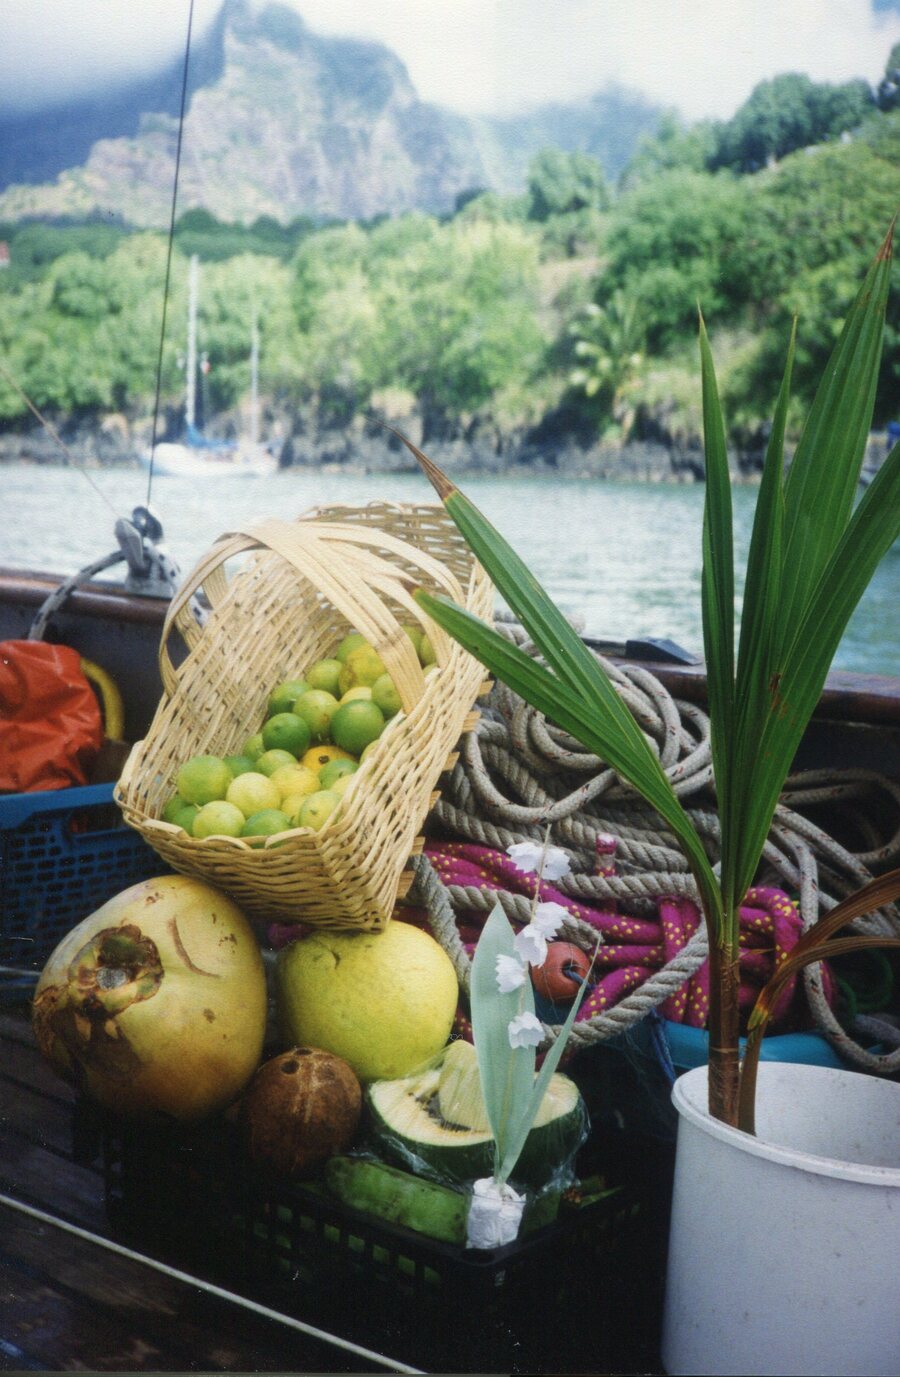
[{"x1": 116, "y1": 502, "x2": 492, "y2": 930}]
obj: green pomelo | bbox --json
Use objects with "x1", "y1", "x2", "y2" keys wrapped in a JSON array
[{"x1": 366, "y1": 1040, "x2": 585, "y2": 1187}]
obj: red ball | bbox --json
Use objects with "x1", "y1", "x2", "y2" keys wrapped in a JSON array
[{"x1": 531, "y1": 942, "x2": 593, "y2": 1002}]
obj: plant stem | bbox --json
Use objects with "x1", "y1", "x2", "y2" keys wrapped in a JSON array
[{"x1": 707, "y1": 934, "x2": 741, "y2": 1126}]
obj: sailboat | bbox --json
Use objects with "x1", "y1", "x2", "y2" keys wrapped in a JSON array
[{"x1": 141, "y1": 255, "x2": 277, "y2": 478}]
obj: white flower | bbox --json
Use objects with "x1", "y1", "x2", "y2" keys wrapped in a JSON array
[
  {"x1": 506, "y1": 840, "x2": 572, "y2": 881},
  {"x1": 514, "y1": 924, "x2": 548, "y2": 967},
  {"x1": 508, "y1": 1011, "x2": 544, "y2": 1049},
  {"x1": 466, "y1": 1177, "x2": 526, "y2": 1249},
  {"x1": 495, "y1": 953, "x2": 527, "y2": 993},
  {"x1": 532, "y1": 901, "x2": 568, "y2": 939}
]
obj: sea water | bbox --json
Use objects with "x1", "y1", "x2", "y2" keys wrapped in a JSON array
[{"x1": 2, "y1": 462, "x2": 897, "y2": 675}]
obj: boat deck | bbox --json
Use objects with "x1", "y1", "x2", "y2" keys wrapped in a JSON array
[{"x1": 0, "y1": 1006, "x2": 419, "y2": 1374}]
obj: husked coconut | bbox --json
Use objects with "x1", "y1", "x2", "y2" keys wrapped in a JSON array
[{"x1": 239, "y1": 1047, "x2": 362, "y2": 1176}]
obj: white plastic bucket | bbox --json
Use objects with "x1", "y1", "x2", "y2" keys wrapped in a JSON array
[{"x1": 662, "y1": 1062, "x2": 900, "y2": 1376}]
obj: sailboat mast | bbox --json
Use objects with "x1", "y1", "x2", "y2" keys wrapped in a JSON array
[
  {"x1": 250, "y1": 311, "x2": 260, "y2": 447},
  {"x1": 186, "y1": 254, "x2": 198, "y2": 429}
]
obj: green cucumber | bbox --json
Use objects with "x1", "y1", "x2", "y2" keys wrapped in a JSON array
[{"x1": 325, "y1": 1156, "x2": 468, "y2": 1244}]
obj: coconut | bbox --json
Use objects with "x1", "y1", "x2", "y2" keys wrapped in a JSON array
[
  {"x1": 238, "y1": 1047, "x2": 362, "y2": 1176},
  {"x1": 32, "y1": 875, "x2": 267, "y2": 1122}
]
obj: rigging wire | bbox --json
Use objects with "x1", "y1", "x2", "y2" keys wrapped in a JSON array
[{"x1": 145, "y1": 0, "x2": 197, "y2": 509}]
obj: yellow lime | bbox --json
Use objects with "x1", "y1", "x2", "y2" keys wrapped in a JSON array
[
  {"x1": 338, "y1": 645, "x2": 387, "y2": 696},
  {"x1": 225, "y1": 755, "x2": 255, "y2": 778},
  {"x1": 172, "y1": 803, "x2": 199, "y2": 834},
  {"x1": 193, "y1": 801, "x2": 246, "y2": 839},
  {"x1": 176, "y1": 755, "x2": 233, "y2": 805},
  {"x1": 244, "y1": 732, "x2": 265, "y2": 761},
  {"x1": 298, "y1": 790, "x2": 341, "y2": 831},
  {"x1": 335, "y1": 632, "x2": 368, "y2": 663},
  {"x1": 267, "y1": 678, "x2": 309, "y2": 717},
  {"x1": 269, "y1": 763, "x2": 320, "y2": 803},
  {"x1": 293, "y1": 689, "x2": 339, "y2": 744},
  {"x1": 330, "y1": 772, "x2": 356, "y2": 799},
  {"x1": 162, "y1": 793, "x2": 187, "y2": 824},
  {"x1": 241, "y1": 809, "x2": 292, "y2": 838},
  {"x1": 371, "y1": 673, "x2": 402, "y2": 718},
  {"x1": 262, "y1": 712, "x2": 311, "y2": 758},
  {"x1": 340, "y1": 686, "x2": 372, "y2": 704},
  {"x1": 226, "y1": 771, "x2": 280, "y2": 815},
  {"x1": 256, "y1": 748, "x2": 299, "y2": 777},
  {"x1": 302, "y1": 744, "x2": 355, "y2": 773},
  {"x1": 331, "y1": 700, "x2": 385, "y2": 756},
  {"x1": 306, "y1": 658, "x2": 343, "y2": 695},
  {"x1": 318, "y1": 757, "x2": 358, "y2": 790},
  {"x1": 359, "y1": 741, "x2": 379, "y2": 765}
]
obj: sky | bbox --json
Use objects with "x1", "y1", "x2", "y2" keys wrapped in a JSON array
[{"x1": 3, "y1": 0, "x2": 900, "y2": 121}]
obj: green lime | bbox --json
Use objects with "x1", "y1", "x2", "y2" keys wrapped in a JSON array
[
  {"x1": 331, "y1": 700, "x2": 386, "y2": 756},
  {"x1": 306, "y1": 658, "x2": 343, "y2": 695},
  {"x1": 256, "y1": 748, "x2": 300, "y2": 777},
  {"x1": 293, "y1": 689, "x2": 340, "y2": 744},
  {"x1": 267, "y1": 678, "x2": 310, "y2": 717},
  {"x1": 319, "y1": 757, "x2": 358, "y2": 789},
  {"x1": 226, "y1": 771, "x2": 281, "y2": 814},
  {"x1": 161, "y1": 793, "x2": 187, "y2": 824},
  {"x1": 225, "y1": 754, "x2": 255, "y2": 778},
  {"x1": 403, "y1": 624, "x2": 425, "y2": 658},
  {"x1": 176, "y1": 755, "x2": 233, "y2": 805},
  {"x1": 241, "y1": 808, "x2": 292, "y2": 838},
  {"x1": 262, "y1": 712, "x2": 311, "y2": 757},
  {"x1": 172, "y1": 803, "x2": 200, "y2": 834},
  {"x1": 298, "y1": 790, "x2": 341, "y2": 831},
  {"x1": 371, "y1": 673, "x2": 402, "y2": 718},
  {"x1": 244, "y1": 732, "x2": 265, "y2": 761},
  {"x1": 340, "y1": 686, "x2": 372, "y2": 703},
  {"x1": 330, "y1": 772, "x2": 356, "y2": 799},
  {"x1": 193, "y1": 801, "x2": 246, "y2": 839},
  {"x1": 335, "y1": 632, "x2": 368, "y2": 663},
  {"x1": 419, "y1": 633, "x2": 436, "y2": 667}
]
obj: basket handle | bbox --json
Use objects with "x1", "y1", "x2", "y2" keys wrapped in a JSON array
[{"x1": 158, "y1": 519, "x2": 466, "y2": 713}]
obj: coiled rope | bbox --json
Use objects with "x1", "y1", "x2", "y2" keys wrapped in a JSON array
[{"x1": 411, "y1": 616, "x2": 900, "y2": 1072}]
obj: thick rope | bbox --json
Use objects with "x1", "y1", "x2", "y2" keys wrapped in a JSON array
[{"x1": 412, "y1": 620, "x2": 900, "y2": 1069}]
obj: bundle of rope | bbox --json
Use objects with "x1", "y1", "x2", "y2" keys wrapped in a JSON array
[{"x1": 409, "y1": 616, "x2": 900, "y2": 1073}]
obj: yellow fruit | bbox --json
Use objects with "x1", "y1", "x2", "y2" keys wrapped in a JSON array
[
  {"x1": 306, "y1": 659, "x2": 343, "y2": 695},
  {"x1": 226, "y1": 771, "x2": 281, "y2": 815},
  {"x1": 276, "y1": 922, "x2": 458, "y2": 1082},
  {"x1": 32, "y1": 876, "x2": 267, "y2": 1121},
  {"x1": 330, "y1": 773, "x2": 356, "y2": 799},
  {"x1": 338, "y1": 645, "x2": 387, "y2": 695},
  {"x1": 335, "y1": 632, "x2": 368, "y2": 663},
  {"x1": 293, "y1": 689, "x2": 340, "y2": 744},
  {"x1": 331, "y1": 700, "x2": 385, "y2": 756},
  {"x1": 371, "y1": 673, "x2": 402, "y2": 718},
  {"x1": 193, "y1": 801, "x2": 246, "y2": 838},
  {"x1": 257, "y1": 749, "x2": 299, "y2": 777},
  {"x1": 340, "y1": 686, "x2": 372, "y2": 703},
  {"x1": 176, "y1": 755, "x2": 232, "y2": 805},
  {"x1": 298, "y1": 790, "x2": 341, "y2": 831},
  {"x1": 268, "y1": 764, "x2": 320, "y2": 803},
  {"x1": 302, "y1": 744, "x2": 355, "y2": 773}
]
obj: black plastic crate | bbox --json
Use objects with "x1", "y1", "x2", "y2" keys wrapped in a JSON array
[
  {"x1": 94, "y1": 1108, "x2": 645, "y2": 1374},
  {"x1": 0, "y1": 783, "x2": 167, "y2": 972}
]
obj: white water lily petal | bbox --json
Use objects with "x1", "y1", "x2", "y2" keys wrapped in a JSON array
[
  {"x1": 508, "y1": 1011, "x2": 544, "y2": 1049},
  {"x1": 532, "y1": 901, "x2": 568, "y2": 938},
  {"x1": 495, "y1": 953, "x2": 527, "y2": 993},
  {"x1": 514, "y1": 925, "x2": 548, "y2": 967}
]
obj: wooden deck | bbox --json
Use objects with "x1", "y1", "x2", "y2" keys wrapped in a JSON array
[{"x1": 0, "y1": 1005, "x2": 421, "y2": 1374}]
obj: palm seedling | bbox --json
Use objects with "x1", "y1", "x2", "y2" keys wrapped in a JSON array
[{"x1": 400, "y1": 226, "x2": 900, "y2": 1127}]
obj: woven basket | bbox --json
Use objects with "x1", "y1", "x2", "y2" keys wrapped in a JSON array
[{"x1": 115, "y1": 502, "x2": 492, "y2": 930}]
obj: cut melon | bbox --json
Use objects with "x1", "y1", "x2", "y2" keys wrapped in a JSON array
[{"x1": 366, "y1": 1039, "x2": 586, "y2": 1187}]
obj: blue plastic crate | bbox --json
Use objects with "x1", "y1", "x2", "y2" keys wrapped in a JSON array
[{"x1": 0, "y1": 782, "x2": 167, "y2": 971}]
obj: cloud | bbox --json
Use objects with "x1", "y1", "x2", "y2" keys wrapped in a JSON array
[{"x1": 3, "y1": 0, "x2": 900, "y2": 120}]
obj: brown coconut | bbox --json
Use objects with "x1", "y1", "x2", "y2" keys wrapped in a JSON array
[{"x1": 239, "y1": 1046, "x2": 361, "y2": 1177}]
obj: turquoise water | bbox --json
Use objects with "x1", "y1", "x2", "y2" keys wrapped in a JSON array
[{"x1": 2, "y1": 462, "x2": 897, "y2": 674}]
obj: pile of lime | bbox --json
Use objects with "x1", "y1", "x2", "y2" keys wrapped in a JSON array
[{"x1": 160, "y1": 626, "x2": 436, "y2": 842}]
